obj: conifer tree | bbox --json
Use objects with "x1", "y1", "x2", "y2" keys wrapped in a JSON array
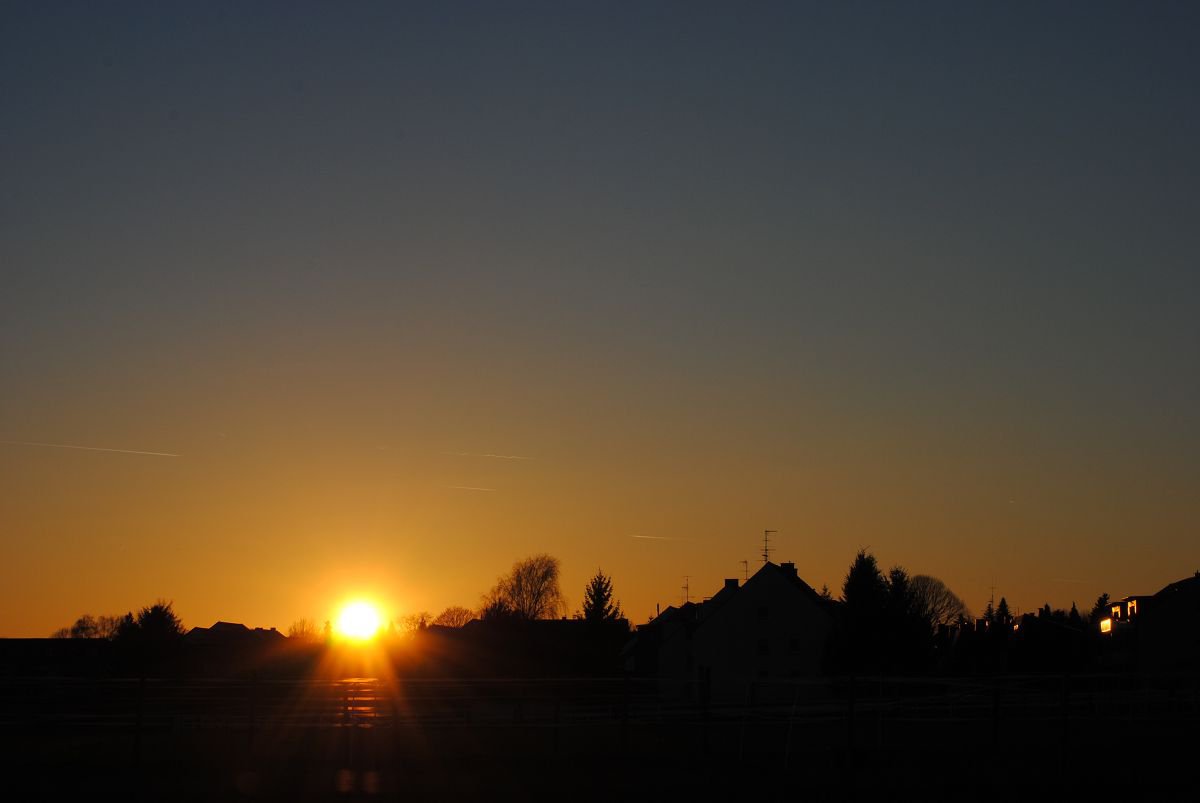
[{"x1": 581, "y1": 568, "x2": 622, "y2": 622}]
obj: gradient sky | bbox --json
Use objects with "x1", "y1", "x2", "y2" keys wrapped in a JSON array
[{"x1": 2, "y1": 2, "x2": 1197, "y2": 637}]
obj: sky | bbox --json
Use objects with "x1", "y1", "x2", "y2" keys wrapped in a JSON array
[{"x1": 2, "y1": 2, "x2": 1198, "y2": 636}]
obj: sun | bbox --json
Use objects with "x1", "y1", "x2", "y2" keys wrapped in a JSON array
[{"x1": 336, "y1": 601, "x2": 382, "y2": 641}]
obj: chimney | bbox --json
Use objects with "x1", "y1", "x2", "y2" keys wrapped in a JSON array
[
  {"x1": 724, "y1": 578, "x2": 739, "y2": 590},
  {"x1": 780, "y1": 562, "x2": 797, "y2": 577}
]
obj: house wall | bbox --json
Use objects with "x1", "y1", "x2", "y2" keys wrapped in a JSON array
[{"x1": 690, "y1": 567, "x2": 832, "y2": 699}]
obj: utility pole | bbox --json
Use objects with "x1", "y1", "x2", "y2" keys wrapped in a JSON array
[
  {"x1": 762, "y1": 529, "x2": 777, "y2": 565},
  {"x1": 682, "y1": 576, "x2": 690, "y2": 605}
]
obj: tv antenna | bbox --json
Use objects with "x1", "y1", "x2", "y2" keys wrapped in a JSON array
[
  {"x1": 740, "y1": 560, "x2": 749, "y2": 582},
  {"x1": 681, "y1": 576, "x2": 691, "y2": 604},
  {"x1": 762, "y1": 529, "x2": 777, "y2": 565}
]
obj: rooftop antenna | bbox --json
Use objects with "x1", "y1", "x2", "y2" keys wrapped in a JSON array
[
  {"x1": 682, "y1": 576, "x2": 691, "y2": 605},
  {"x1": 740, "y1": 560, "x2": 749, "y2": 583},
  {"x1": 762, "y1": 529, "x2": 777, "y2": 565}
]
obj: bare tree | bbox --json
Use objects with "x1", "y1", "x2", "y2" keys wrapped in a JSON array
[
  {"x1": 69, "y1": 615, "x2": 99, "y2": 639},
  {"x1": 287, "y1": 618, "x2": 320, "y2": 641},
  {"x1": 909, "y1": 575, "x2": 970, "y2": 630},
  {"x1": 485, "y1": 554, "x2": 566, "y2": 620},
  {"x1": 397, "y1": 612, "x2": 431, "y2": 636},
  {"x1": 51, "y1": 613, "x2": 125, "y2": 639},
  {"x1": 432, "y1": 606, "x2": 475, "y2": 628},
  {"x1": 97, "y1": 615, "x2": 124, "y2": 640}
]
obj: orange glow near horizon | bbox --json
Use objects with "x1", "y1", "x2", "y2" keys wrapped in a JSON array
[{"x1": 335, "y1": 601, "x2": 383, "y2": 641}]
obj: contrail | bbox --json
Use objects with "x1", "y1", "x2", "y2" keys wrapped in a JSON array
[
  {"x1": 2, "y1": 440, "x2": 180, "y2": 458},
  {"x1": 445, "y1": 451, "x2": 534, "y2": 461},
  {"x1": 446, "y1": 485, "x2": 497, "y2": 492},
  {"x1": 628, "y1": 534, "x2": 685, "y2": 541}
]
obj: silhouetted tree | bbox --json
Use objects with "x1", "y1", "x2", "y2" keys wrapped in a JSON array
[
  {"x1": 432, "y1": 606, "x2": 475, "y2": 627},
  {"x1": 581, "y1": 569, "x2": 623, "y2": 622},
  {"x1": 115, "y1": 612, "x2": 137, "y2": 641},
  {"x1": 885, "y1": 567, "x2": 914, "y2": 630},
  {"x1": 909, "y1": 575, "x2": 970, "y2": 630},
  {"x1": 480, "y1": 595, "x2": 516, "y2": 622},
  {"x1": 69, "y1": 615, "x2": 99, "y2": 639},
  {"x1": 995, "y1": 597, "x2": 1011, "y2": 627},
  {"x1": 842, "y1": 549, "x2": 888, "y2": 615},
  {"x1": 287, "y1": 618, "x2": 320, "y2": 641},
  {"x1": 838, "y1": 549, "x2": 889, "y2": 672},
  {"x1": 111, "y1": 602, "x2": 184, "y2": 671},
  {"x1": 398, "y1": 612, "x2": 431, "y2": 635},
  {"x1": 97, "y1": 615, "x2": 123, "y2": 640},
  {"x1": 134, "y1": 601, "x2": 185, "y2": 641},
  {"x1": 1088, "y1": 593, "x2": 1111, "y2": 625},
  {"x1": 1068, "y1": 602, "x2": 1084, "y2": 629},
  {"x1": 819, "y1": 584, "x2": 833, "y2": 601},
  {"x1": 484, "y1": 554, "x2": 566, "y2": 620},
  {"x1": 50, "y1": 613, "x2": 126, "y2": 639},
  {"x1": 884, "y1": 566, "x2": 935, "y2": 672}
]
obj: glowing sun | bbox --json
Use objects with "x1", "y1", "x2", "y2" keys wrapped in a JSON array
[{"x1": 336, "y1": 601, "x2": 382, "y2": 641}]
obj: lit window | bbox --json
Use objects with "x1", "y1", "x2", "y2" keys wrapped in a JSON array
[
  {"x1": 1128, "y1": 600, "x2": 1138, "y2": 617},
  {"x1": 1112, "y1": 605, "x2": 1122, "y2": 620},
  {"x1": 1100, "y1": 618, "x2": 1112, "y2": 634}
]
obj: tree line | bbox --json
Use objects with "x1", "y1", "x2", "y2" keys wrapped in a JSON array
[
  {"x1": 835, "y1": 548, "x2": 1117, "y2": 674},
  {"x1": 50, "y1": 554, "x2": 627, "y2": 645}
]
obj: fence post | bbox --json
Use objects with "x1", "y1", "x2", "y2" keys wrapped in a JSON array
[
  {"x1": 620, "y1": 674, "x2": 630, "y2": 755},
  {"x1": 552, "y1": 693, "x2": 561, "y2": 757},
  {"x1": 991, "y1": 676, "x2": 1001, "y2": 748},
  {"x1": 134, "y1": 676, "x2": 145, "y2": 765},
  {"x1": 846, "y1": 674, "x2": 856, "y2": 751},
  {"x1": 248, "y1": 671, "x2": 257, "y2": 750},
  {"x1": 1059, "y1": 671, "x2": 1070, "y2": 750}
]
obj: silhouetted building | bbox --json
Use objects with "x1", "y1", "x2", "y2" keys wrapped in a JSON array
[
  {"x1": 186, "y1": 621, "x2": 286, "y2": 645},
  {"x1": 1098, "y1": 596, "x2": 1152, "y2": 635},
  {"x1": 1138, "y1": 573, "x2": 1200, "y2": 673},
  {"x1": 630, "y1": 561, "x2": 835, "y2": 698}
]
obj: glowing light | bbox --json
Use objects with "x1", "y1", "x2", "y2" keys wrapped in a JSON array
[
  {"x1": 336, "y1": 602, "x2": 382, "y2": 640},
  {"x1": 1100, "y1": 618, "x2": 1113, "y2": 634}
]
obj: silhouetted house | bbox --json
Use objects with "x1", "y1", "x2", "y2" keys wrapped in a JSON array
[
  {"x1": 630, "y1": 561, "x2": 835, "y2": 698},
  {"x1": 182, "y1": 621, "x2": 293, "y2": 677},
  {"x1": 1138, "y1": 573, "x2": 1200, "y2": 673},
  {"x1": 186, "y1": 621, "x2": 286, "y2": 645},
  {"x1": 1098, "y1": 596, "x2": 1152, "y2": 636},
  {"x1": 1009, "y1": 612, "x2": 1087, "y2": 673}
]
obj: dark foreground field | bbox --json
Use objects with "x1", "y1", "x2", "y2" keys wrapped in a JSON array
[{"x1": 2, "y1": 674, "x2": 1196, "y2": 801}]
